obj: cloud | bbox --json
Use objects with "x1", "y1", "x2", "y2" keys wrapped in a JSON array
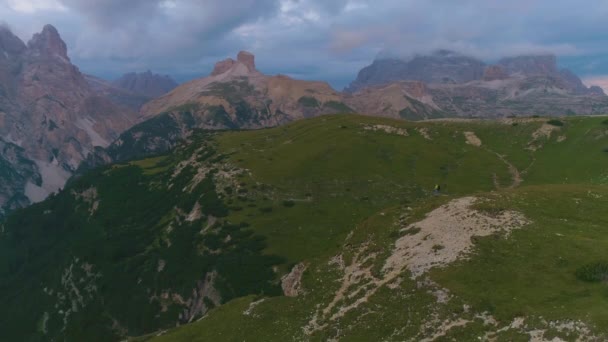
[
  {"x1": 1, "y1": 0, "x2": 608, "y2": 89},
  {"x1": 6, "y1": 0, "x2": 66, "y2": 13}
]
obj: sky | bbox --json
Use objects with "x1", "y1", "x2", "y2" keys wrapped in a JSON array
[{"x1": 2, "y1": 0, "x2": 608, "y2": 90}]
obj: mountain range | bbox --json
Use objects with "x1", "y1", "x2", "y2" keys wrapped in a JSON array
[
  {"x1": 2, "y1": 23, "x2": 608, "y2": 341},
  {"x1": 1, "y1": 24, "x2": 608, "y2": 217}
]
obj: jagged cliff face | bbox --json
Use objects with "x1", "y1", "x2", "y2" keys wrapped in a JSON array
[{"x1": 0, "y1": 25, "x2": 137, "y2": 216}]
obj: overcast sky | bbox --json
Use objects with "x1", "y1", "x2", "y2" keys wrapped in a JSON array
[{"x1": 2, "y1": 0, "x2": 608, "y2": 89}]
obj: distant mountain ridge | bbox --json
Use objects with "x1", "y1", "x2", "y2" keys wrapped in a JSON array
[
  {"x1": 344, "y1": 50, "x2": 608, "y2": 118},
  {"x1": 345, "y1": 50, "x2": 486, "y2": 92},
  {"x1": 112, "y1": 71, "x2": 178, "y2": 98},
  {"x1": 347, "y1": 51, "x2": 603, "y2": 95}
]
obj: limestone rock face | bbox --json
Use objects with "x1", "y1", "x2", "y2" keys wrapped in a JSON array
[{"x1": 0, "y1": 24, "x2": 138, "y2": 217}]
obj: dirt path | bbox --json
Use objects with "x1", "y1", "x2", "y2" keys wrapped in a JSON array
[
  {"x1": 486, "y1": 148, "x2": 522, "y2": 189},
  {"x1": 462, "y1": 131, "x2": 522, "y2": 188}
]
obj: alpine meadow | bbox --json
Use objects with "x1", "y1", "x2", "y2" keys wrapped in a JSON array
[{"x1": 1, "y1": 1, "x2": 608, "y2": 341}]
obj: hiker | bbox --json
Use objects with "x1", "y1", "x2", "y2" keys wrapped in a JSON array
[{"x1": 433, "y1": 184, "x2": 441, "y2": 195}]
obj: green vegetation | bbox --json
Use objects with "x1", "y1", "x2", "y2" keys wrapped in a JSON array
[
  {"x1": 576, "y1": 261, "x2": 608, "y2": 282},
  {"x1": 2, "y1": 114, "x2": 608, "y2": 341},
  {"x1": 297, "y1": 96, "x2": 320, "y2": 108},
  {"x1": 323, "y1": 101, "x2": 353, "y2": 113},
  {"x1": 547, "y1": 119, "x2": 564, "y2": 126}
]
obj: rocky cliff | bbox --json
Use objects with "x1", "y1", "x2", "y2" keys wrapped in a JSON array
[{"x1": 0, "y1": 25, "x2": 138, "y2": 216}]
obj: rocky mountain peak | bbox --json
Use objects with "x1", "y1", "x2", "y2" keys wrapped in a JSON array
[
  {"x1": 237, "y1": 51, "x2": 256, "y2": 72},
  {"x1": 27, "y1": 24, "x2": 69, "y2": 61},
  {"x1": 210, "y1": 51, "x2": 257, "y2": 76}
]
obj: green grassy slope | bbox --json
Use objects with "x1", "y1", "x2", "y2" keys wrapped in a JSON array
[
  {"x1": 145, "y1": 115, "x2": 608, "y2": 341},
  {"x1": 1, "y1": 114, "x2": 607, "y2": 341}
]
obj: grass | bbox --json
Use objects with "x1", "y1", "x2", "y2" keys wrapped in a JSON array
[
  {"x1": 3, "y1": 114, "x2": 608, "y2": 341},
  {"x1": 147, "y1": 115, "x2": 608, "y2": 340},
  {"x1": 432, "y1": 185, "x2": 608, "y2": 330}
]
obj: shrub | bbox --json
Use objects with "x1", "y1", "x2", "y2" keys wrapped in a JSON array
[
  {"x1": 602, "y1": 119, "x2": 608, "y2": 126},
  {"x1": 432, "y1": 244, "x2": 445, "y2": 252},
  {"x1": 547, "y1": 119, "x2": 564, "y2": 127},
  {"x1": 298, "y1": 96, "x2": 320, "y2": 108},
  {"x1": 282, "y1": 200, "x2": 295, "y2": 208},
  {"x1": 401, "y1": 227, "x2": 421, "y2": 236},
  {"x1": 259, "y1": 206, "x2": 273, "y2": 213},
  {"x1": 576, "y1": 262, "x2": 608, "y2": 282}
]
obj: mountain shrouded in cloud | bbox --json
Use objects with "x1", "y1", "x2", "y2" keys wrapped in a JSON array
[{"x1": 2, "y1": 0, "x2": 608, "y2": 88}]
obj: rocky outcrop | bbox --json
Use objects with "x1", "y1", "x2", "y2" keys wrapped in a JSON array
[
  {"x1": 211, "y1": 58, "x2": 236, "y2": 76},
  {"x1": 111, "y1": 70, "x2": 178, "y2": 98},
  {"x1": 0, "y1": 138, "x2": 41, "y2": 216},
  {"x1": 237, "y1": 51, "x2": 256, "y2": 72},
  {"x1": 0, "y1": 24, "x2": 138, "y2": 217}
]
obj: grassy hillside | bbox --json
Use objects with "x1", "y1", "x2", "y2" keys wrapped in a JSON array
[{"x1": 1, "y1": 114, "x2": 607, "y2": 341}]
